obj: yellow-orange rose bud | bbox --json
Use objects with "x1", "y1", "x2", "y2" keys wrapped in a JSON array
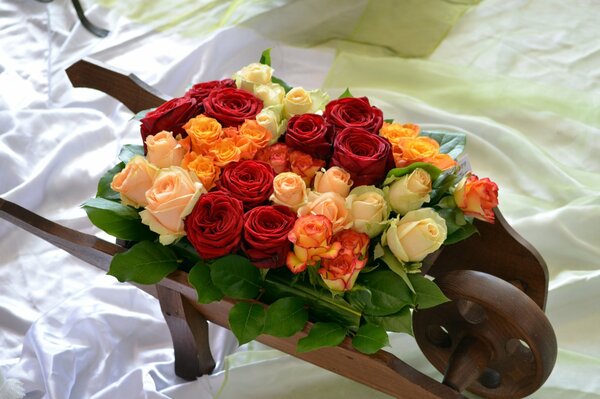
[
  {"x1": 183, "y1": 115, "x2": 222, "y2": 155},
  {"x1": 140, "y1": 166, "x2": 206, "y2": 245},
  {"x1": 208, "y1": 138, "x2": 242, "y2": 167},
  {"x1": 110, "y1": 155, "x2": 158, "y2": 208},
  {"x1": 313, "y1": 166, "x2": 353, "y2": 197},
  {"x1": 239, "y1": 119, "x2": 272, "y2": 153},
  {"x1": 396, "y1": 136, "x2": 440, "y2": 163},
  {"x1": 182, "y1": 152, "x2": 221, "y2": 191},
  {"x1": 379, "y1": 122, "x2": 420, "y2": 145},
  {"x1": 146, "y1": 130, "x2": 186, "y2": 168}
]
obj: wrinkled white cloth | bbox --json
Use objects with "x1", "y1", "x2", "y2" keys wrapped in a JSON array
[{"x1": 1, "y1": 0, "x2": 600, "y2": 398}]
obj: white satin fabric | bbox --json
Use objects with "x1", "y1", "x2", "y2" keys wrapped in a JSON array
[{"x1": 1, "y1": 0, "x2": 599, "y2": 398}]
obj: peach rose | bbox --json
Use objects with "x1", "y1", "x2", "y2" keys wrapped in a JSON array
[
  {"x1": 255, "y1": 143, "x2": 291, "y2": 174},
  {"x1": 453, "y1": 174, "x2": 499, "y2": 223},
  {"x1": 208, "y1": 138, "x2": 242, "y2": 167},
  {"x1": 140, "y1": 166, "x2": 206, "y2": 245},
  {"x1": 270, "y1": 172, "x2": 308, "y2": 211},
  {"x1": 110, "y1": 155, "x2": 158, "y2": 208},
  {"x1": 183, "y1": 115, "x2": 222, "y2": 154},
  {"x1": 379, "y1": 122, "x2": 420, "y2": 146},
  {"x1": 286, "y1": 215, "x2": 341, "y2": 273},
  {"x1": 313, "y1": 166, "x2": 353, "y2": 197},
  {"x1": 182, "y1": 152, "x2": 221, "y2": 190},
  {"x1": 386, "y1": 168, "x2": 432, "y2": 215},
  {"x1": 146, "y1": 130, "x2": 186, "y2": 168},
  {"x1": 298, "y1": 191, "x2": 352, "y2": 233},
  {"x1": 289, "y1": 150, "x2": 326, "y2": 186}
]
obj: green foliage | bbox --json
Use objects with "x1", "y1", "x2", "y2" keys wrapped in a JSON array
[
  {"x1": 108, "y1": 241, "x2": 178, "y2": 284},
  {"x1": 210, "y1": 255, "x2": 262, "y2": 299},
  {"x1": 408, "y1": 274, "x2": 450, "y2": 309},
  {"x1": 384, "y1": 118, "x2": 394, "y2": 124},
  {"x1": 263, "y1": 297, "x2": 308, "y2": 337},
  {"x1": 351, "y1": 323, "x2": 390, "y2": 354},
  {"x1": 259, "y1": 48, "x2": 272, "y2": 66},
  {"x1": 384, "y1": 163, "x2": 442, "y2": 186},
  {"x1": 118, "y1": 144, "x2": 145, "y2": 164},
  {"x1": 420, "y1": 130, "x2": 466, "y2": 159},
  {"x1": 132, "y1": 108, "x2": 154, "y2": 121},
  {"x1": 188, "y1": 261, "x2": 224, "y2": 304},
  {"x1": 348, "y1": 270, "x2": 414, "y2": 316},
  {"x1": 96, "y1": 162, "x2": 124, "y2": 201},
  {"x1": 297, "y1": 322, "x2": 347, "y2": 353},
  {"x1": 365, "y1": 307, "x2": 413, "y2": 335},
  {"x1": 437, "y1": 208, "x2": 479, "y2": 244},
  {"x1": 228, "y1": 302, "x2": 266, "y2": 345},
  {"x1": 338, "y1": 88, "x2": 353, "y2": 98},
  {"x1": 82, "y1": 197, "x2": 156, "y2": 241}
]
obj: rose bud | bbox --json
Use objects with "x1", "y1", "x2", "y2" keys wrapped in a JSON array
[
  {"x1": 382, "y1": 208, "x2": 447, "y2": 263},
  {"x1": 183, "y1": 114, "x2": 223, "y2": 155},
  {"x1": 111, "y1": 156, "x2": 158, "y2": 208},
  {"x1": 330, "y1": 127, "x2": 394, "y2": 187},
  {"x1": 270, "y1": 172, "x2": 308, "y2": 211},
  {"x1": 140, "y1": 167, "x2": 206, "y2": 245},
  {"x1": 181, "y1": 152, "x2": 220, "y2": 191},
  {"x1": 254, "y1": 83, "x2": 285, "y2": 107},
  {"x1": 385, "y1": 168, "x2": 432, "y2": 215},
  {"x1": 346, "y1": 186, "x2": 390, "y2": 238},
  {"x1": 313, "y1": 166, "x2": 353, "y2": 197},
  {"x1": 324, "y1": 96, "x2": 383, "y2": 136},
  {"x1": 185, "y1": 191, "x2": 244, "y2": 259},
  {"x1": 203, "y1": 87, "x2": 263, "y2": 127},
  {"x1": 453, "y1": 174, "x2": 499, "y2": 223},
  {"x1": 145, "y1": 130, "x2": 186, "y2": 168},
  {"x1": 285, "y1": 113, "x2": 332, "y2": 159},
  {"x1": 233, "y1": 62, "x2": 274, "y2": 92},
  {"x1": 283, "y1": 87, "x2": 329, "y2": 118},
  {"x1": 242, "y1": 205, "x2": 297, "y2": 268},
  {"x1": 319, "y1": 249, "x2": 366, "y2": 292},
  {"x1": 140, "y1": 96, "x2": 198, "y2": 145}
]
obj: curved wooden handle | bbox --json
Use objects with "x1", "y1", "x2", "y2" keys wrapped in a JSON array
[{"x1": 66, "y1": 58, "x2": 169, "y2": 113}]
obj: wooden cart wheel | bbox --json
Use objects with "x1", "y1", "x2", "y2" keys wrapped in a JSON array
[{"x1": 413, "y1": 270, "x2": 557, "y2": 399}]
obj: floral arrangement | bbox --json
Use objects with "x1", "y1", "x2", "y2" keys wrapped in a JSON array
[{"x1": 84, "y1": 49, "x2": 499, "y2": 354}]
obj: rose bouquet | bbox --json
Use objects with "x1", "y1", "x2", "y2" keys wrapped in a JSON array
[{"x1": 84, "y1": 49, "x2": 499, "y2": 354}]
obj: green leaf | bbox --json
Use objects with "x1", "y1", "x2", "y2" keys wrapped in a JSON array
[
  {"x1": 409, "y1": 274, "x2": 450, "y2": 309},
  {"x1": 188, "y1": 261, "x2": 224, "y2": 304},
  {"x1": 297, "y1": 322, "x2": 347, "y2": 353},
  {"x1": 437, "y1": 208, "x2": 478, "y2": 244},
  {"x1": 352, "y1": 270, "x2": 414, "y2": 316},
  {"x1": 380, "y1": 248, "x2": 416, "y2": 294},
  {"x1": 352, "y1": 324, "x2": 390, "y2": 354},
  {"x1": 132, "y1": 108, "x2": 155, "y2": 121},
  {"x1": 171, "y1": 237, "x2": 202, "y2": 265},
  {"x1": 263, "y1": 297, "x2": 308, "y2": 337},
  {"x1": 118, "y1": 144, "x2": 145, "y2": 164},
  {"x1": 346, "y1": 285, "x2": 372, "y2": 312},
  {"x1": 259, "y1": 48, "x2": 272, "y2": 66},
  {"x1": 228, "y1": 302, "x2": 266, "y2": 345},
  {"x1": 445, "y1": 223, "x2": 478, "y2": 245},
  {"x1": 384, "y1": 163, "x2": 442, "y2": 186},
  {"x1": 108, "y1": 241, "x2": 178, "y2": 284},
  {"x1": 96, "y1": 162, "x2": 124, "y2": 201},
  {"x1": 272, "y1": 76, "x2": 292, "y2": 93},
  {"x1": 420, "y1": 130, "x2": 466, "y2": 160},
  {"x1": 210, "y1": 255, "x2": 262, "y2": 299},
  {"x1": 384, "y1": 118, "x2": 394, "y2": 124},
  {"x1": 365, "y1": 307, "x2": 413, "y2": 335},
  {"x1": 82, "y1": 197, "x2": 156, "y2": 241},
  {"x1": 338, "y1": 88, "x2": 353, "y2": 98},
  {"x1": 427, "y1": 170, "x2": 458, "y2": 205}
]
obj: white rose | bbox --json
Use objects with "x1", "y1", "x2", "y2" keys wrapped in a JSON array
[
  {"x1": 234, "y1": 62, "x2": 273, "y2": 92},
  {"x1": 254, "y1": 83, "x2": 285, "y2": 107},
  {"x1": 383, "y1": 208, "x2": 447, "y2": 262},
  {"x1": 283, "y1": 87, "x2": 330, "y2": 118},
  {"x1": 386, "y1": 168, "x2": 432, "y2": 215},
  {"x1": 346, "y1": 186, "x2": 390, "y2": 238}
]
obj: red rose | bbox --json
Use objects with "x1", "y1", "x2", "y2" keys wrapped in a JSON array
[
  {"x1": 217, "y1": 160, "x2": 275, "y2": 209},
  {"x1": 203, "y1": 87, "x2": 263, "y2": 127},
  {"x1": 330, "y1": 127, "x2": 394, "y2": 186},
  {"x1": 184, "y1": 191, "x2": 244, "y2": 259},
  {"x1": 324, "y1": 97, "x2": 383, "y2": 135},
  {"x1": 254, "y1": 143, "x2": 291, "y2": 174},
  {"x1": 140, "y1": 96, "x2": 198, "y2": 144},
  {"x1": 242, "y1": 205, "x2": 297, "y2": 268},
  {"x1": 285, "y1": 114, "x2": 332, "y2": 159},
  {"x1": 184, "y1": 79, "x2": 236, "y2": 113}
]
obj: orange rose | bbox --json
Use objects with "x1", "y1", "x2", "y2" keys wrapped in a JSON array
[
  {"x1": 208, "y1": 138, "x2": 242, "y2": 167},
  {"x1": 313, "y1": 166, "x2": 353, "y2": 197},
  {"x1": 110, "y1": 156, "x2": 158, "y2": 208},
  {"x1": 238, "y1": 119, "x2": 272, "y2": 153},
  {"x1": 255, "y1": 143, "x2": 291, "y2": 174},
  {"x1": 319, "y1": 229, "x2": 369, "y2": 292},
  {"x1": 423, "y1": 153, "x2": 457, "y2": 171},
  {"x1": 183, "y1": 115, "x2": 222, "y2": 154},
  {"x1": 289, "y1": 150, "x2": 325, "y2": 186},
  {"x1": 270, "y1": 172, "x2": 308, "y2": 211},
  {"x1": 379, "y1": 122, "x2": 420, "y2": 146},
  {"x1": 146, "y1": 130, "x2": 186, "y2": 168},
  {"x1": 395, "y1": 136, "x2": 440, "y2": 163},
  {"x1": 140, "y1": 166, "x2": 206, "y2": 244},
  {"x1": 298, "y1": 191, "x2": 352, "y2": 233},
  {"x1": 182, "y1": 152, "x2": 221, "y2": 190},
  {"x1": 222, "y1": 127, "x2": 255, "y2": 160},
  {"x1": 453, "y1": 174, "x2": 499, "y2": 223},
  {"x1": 286, "y1": 215, "x2": 341, "y2": 273}
]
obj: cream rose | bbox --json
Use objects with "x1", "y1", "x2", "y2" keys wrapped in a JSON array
[
  {"x1": 270, "y1": 172, "x2": 308, "y2": 211},
  {"x1": 140, "y1": 166, "x2": 206, "y2": 245},
  {"x1": 346, "y1": 186, "x2": 390, "y2": 238},
  {"x1": 313, "y1": 167, "x2": 353, "y2": 197},
  {"x1": 146, "y1": 130, "x2": 186, "y2": 168},
  {"x1": 383, "y1": 208, "x2": 447, "y2": 263},
  {"x1": 110, "y1": 156, "x2": 158, "y2": 208},
  {"x1": 256, "y1": 105, "x2": 287, "y2": 144},
  {"x1": 234, "y1": 62, "x2": 273, "y2": 92},
  {"x1": 386, "y1": 168, "x2": 432, "y2": 215},
  {"x1": 254, "y1": 83, "x2": 285, "y2": 107},
  {"x1": 283, "y1": 87, "x2": 329, "y2": 118},
  {"x1": 298, "y1": 191, "x2": 352, "y2": 233}
]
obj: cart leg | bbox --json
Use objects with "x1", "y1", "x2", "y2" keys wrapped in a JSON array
[{"x1": 156, "y1": 285, "x2": 216, "y2": 380}]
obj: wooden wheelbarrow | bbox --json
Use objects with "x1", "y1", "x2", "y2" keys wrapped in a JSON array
[{"x1": 0, "y1": 59, "x2": 557, "y2": 399}]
